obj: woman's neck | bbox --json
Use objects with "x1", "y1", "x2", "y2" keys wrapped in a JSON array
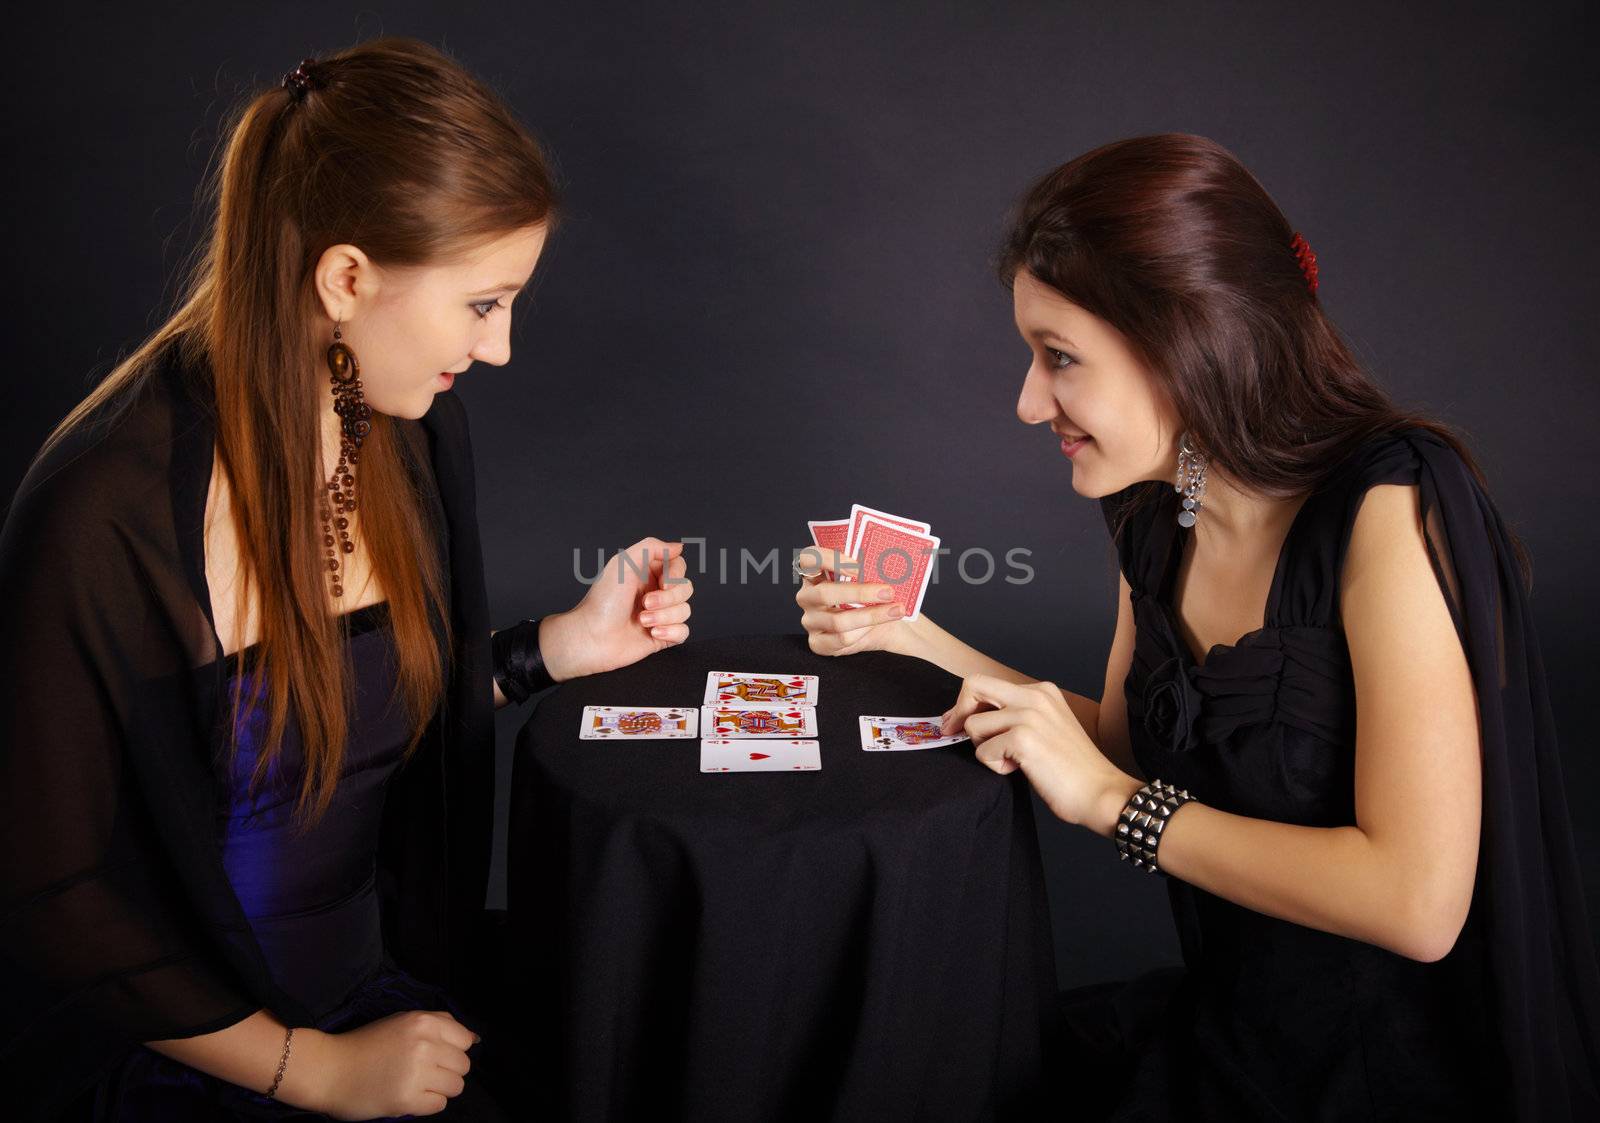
[{"x1": 1184, "y1": 465, "x2": 1307, "y2": 550}]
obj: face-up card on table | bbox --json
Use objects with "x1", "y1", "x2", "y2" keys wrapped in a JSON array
[
  {"x1": 703, "y1": 671, "x2": 820, "y2": 708},
  {"x1": 579, "y1": 705, "x2": 699, "y2": 740},
  {"x1": 844, "y1": 504, "x2": 931, "y2": 560},
  {"x1": 853, "y1": 516, "x2": 939, "y2": 621},
  {"x1": 859, "y1": 715, "x2": 971, "y2": 751},
  {"x1": 702, "y1": 705, "x2": 818, "y2": 739},
  {"x1": 700, "y1": 738, "x2": 821, "y2": 772}
]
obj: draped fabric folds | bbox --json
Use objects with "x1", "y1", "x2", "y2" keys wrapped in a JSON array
[{"x1": 0, "y1": 339, "x2": 499, "y2": 1119}]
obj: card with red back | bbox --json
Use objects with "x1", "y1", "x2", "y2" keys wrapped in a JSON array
[
  {"x1": 806, "y1": 519, "x2": 850, "y2": 580},
  {"x1": 701, "y1": 738, "x2": 821, "y2": 772},
  {"x1": 854, "y1": 515, "x2": 939, "y2": 620},
  {"x1": 844, "y1": 504, "x2": 931, "y2": 560}
]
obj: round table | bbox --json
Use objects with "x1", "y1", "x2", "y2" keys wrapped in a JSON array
[{"x1": 507, "y1": 633, "x2": 1056, "y2": 1122}]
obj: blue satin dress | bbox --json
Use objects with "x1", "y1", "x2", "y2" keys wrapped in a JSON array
[{"x1": 91, "y1": 602, "x2": 485, "y2": 1120}]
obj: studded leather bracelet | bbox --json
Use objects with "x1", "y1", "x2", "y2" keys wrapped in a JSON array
[{"x1": 1114, "y1": 778, "x2": 1197, "y2": 875}]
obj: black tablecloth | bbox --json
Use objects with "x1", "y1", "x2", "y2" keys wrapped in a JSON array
[{"x1": 507, "y1": 633, "x2": 1056, "y2": 1122}]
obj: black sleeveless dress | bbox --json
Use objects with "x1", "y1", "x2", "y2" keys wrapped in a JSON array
[
  {"x1": 88, "y1": 603, "x2": 500, "y2": 1120},
  {"x1": 1055, "y1": 428, "x2": 1510, "y2": 1120}
]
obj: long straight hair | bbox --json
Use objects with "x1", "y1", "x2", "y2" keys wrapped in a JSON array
[
  {"x1": 36, "y1": 37, "x2": 559, "y2": 829},
  {"x1": 996, "y1": 133, "x2": 1530, "y2": 589}
]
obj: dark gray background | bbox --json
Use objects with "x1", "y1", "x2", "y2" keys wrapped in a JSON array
[{"x1": 7, "y1": 2, "x2": 1595, "y2": 989}]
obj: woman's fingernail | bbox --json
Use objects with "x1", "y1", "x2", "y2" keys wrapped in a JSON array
[
  {"x1": 878, "y1": 588, "x2": 893, "y2": 601},
  {"x1": 640, "y1": 613, "x2": 655, "y2": 625},
  {"x1": 888, "y1": 605, "x2": 904, "y2": 618},
  {"x1": 651, "y1": 626, "x2": 667, "y2": 637}
]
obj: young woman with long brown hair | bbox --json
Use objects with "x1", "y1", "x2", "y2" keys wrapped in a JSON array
[
  {"x1": 0, "y1": 38, "x2": 694, "y2": 1120},
  {"x1": 795, "y1": 133, "x2": 1599, "y2": 1119}
]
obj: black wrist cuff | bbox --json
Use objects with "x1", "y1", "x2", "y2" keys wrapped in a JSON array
[
  {"x1": 1113, "y1": 778, "x2": 1196, "y2": 876},
  {"x1": 491, "y1": 618, "x2": 555, "y2": 705}
]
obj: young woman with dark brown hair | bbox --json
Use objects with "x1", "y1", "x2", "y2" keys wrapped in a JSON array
[
  {"x1": 0, "y1": 38, "x2": 693, "y2": 1120},
  {"x1": 795, "y1": 133, "x2": 1599, "y2": 1119}
]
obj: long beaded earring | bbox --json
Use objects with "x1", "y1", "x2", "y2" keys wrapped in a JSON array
[
  {"x1": 322, "y1": 322, "x2": 371, "y2": 599},
  {"x1": 1174, "y1": 430, "x2": 1208, "y2": 528}
]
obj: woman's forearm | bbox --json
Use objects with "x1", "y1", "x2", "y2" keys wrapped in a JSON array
[
  {"x1": 890, "y1": 614, "x2": 1035, "y2": 684},
  {"x1": 1084, "y1": 784, "x2": 1461, "y2": 963},
  {"x1": 892, "y1": 614, "x2": 1103, "y2": 747},
  {"x1": 146, "y1": 1009, "x2": 334, "y2": 1111}
]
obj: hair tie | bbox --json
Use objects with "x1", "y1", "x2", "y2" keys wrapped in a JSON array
[
  {"x1": 281, "y1": 57, "x2": 319, "y2": 102},
  {"x1": 1289, "y1": 231, "x2": 1319, "y2": 296}
]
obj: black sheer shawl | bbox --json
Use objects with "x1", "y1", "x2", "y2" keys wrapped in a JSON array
[
  {"x1": 1384, "y1": 429, "x2": 1600, "y2": 1118},
  {"x1": 0, "y1": 340, "x2": 498, "y2": 1118}
]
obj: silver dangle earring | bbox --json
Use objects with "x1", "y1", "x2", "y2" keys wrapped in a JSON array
[{"x1": 1174, "y1": 430, "x2": 1208, "y2": 528}]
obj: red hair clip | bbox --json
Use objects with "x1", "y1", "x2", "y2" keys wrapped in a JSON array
[{"x1": 1290, "y1": 231, "x2": 1319, "y2": 296}]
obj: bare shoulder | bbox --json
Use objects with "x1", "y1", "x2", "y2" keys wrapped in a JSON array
[
  {"x1": 1339, "y1": 478, "x2": 1474, "y2": 707},
  {"x1": 1341, "y1": 482, "x2": 1426, "y2": 600},
  {"x1": 1337, "y1": 473, "x2": 1472, "y2": 739}
]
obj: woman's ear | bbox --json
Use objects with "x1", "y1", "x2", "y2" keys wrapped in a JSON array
[{"x1": 313, "y1": 242, "x2": 377, "y2": 324}]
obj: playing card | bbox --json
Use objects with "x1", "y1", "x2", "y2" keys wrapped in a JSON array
[
  {"x1": 701, "y1": 705, "x2": 818, "y2": 738},
  {"x1": 854, "y1": 516, "x2": 940, "y2": 621},
  {"x1": 703, "y1": 671, "x2": 820, "y2": 708},
  {"x1": 844, "y1": 504, "x2": 931, "y2": 560},
  {"x1": 579, "y1": 705, "x2": 699, "y2": 740},
  {"x1": 859, "y1": 715, "x2": 971, "y2": 751},
  {"x1": 805, "y1": 519, "x2": 850, "y2": 580},
  {"x1": 700, "y1": 738, "x2": 822, "y2": 772}
]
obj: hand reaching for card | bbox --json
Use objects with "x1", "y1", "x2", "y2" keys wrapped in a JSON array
[
  {"x1": 939, "y1": 675, "x2": 1139, "y2": 832},
  {"x1": 540, "y1": 537, "x2": 693, "y2": 681},
  {"x1": 795, "y1": 546, "x2": 912, "y2": 657}
]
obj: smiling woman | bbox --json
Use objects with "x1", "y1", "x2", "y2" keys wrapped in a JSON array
[
  {"x1": 994, "y1": 135, "x2": 1600, "y2": 1121},
  {"x1": 794, "y1": 132, "x2": 1600, "y2": 1121}
]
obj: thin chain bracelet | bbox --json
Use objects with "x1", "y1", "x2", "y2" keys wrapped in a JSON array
[
  {"x1": 266, "y1": 1025, "x2": 295, "y2": 1099},
  {"x1": 1114, "y1": 778, "x2": 1197, "y2": 875}
]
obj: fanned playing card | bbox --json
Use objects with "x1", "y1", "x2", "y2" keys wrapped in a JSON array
[
  {"x1": 858, "y1": 715, "x2": 970, "y2": 751},
  {"x1": 701, "y1": 738, "x2": 821, "y2": 772},
  {"x1": 701, "y1": 705, "x2": 818, "y2": 738},
  {"x1": 704, "y1": 671, "x2": 820, "y2": 708},
  {"x1": 844, "y1": 504, "x2": 931, "y2": 559},
  {"x1": 806, "y1": 519, "x2": 850, "y2": 580},
  {"x1": 579, "y1": 705, "x2": 699, "y2": 740},
  {"x1": 854, "y1": 516, "x2": 939, "y2": 621}
]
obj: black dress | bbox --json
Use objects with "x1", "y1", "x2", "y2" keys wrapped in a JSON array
[
  {"x1": 88, "y1": 602, "x2": 509, "y2": 1120},
  {"x1": 1055, "y1": 426, "x2": 1600, "y2": 1120}
]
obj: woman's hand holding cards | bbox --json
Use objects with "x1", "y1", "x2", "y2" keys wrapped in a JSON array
[{"x1": 795, "y1": 547, "x2": 919, "y2": 658}]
